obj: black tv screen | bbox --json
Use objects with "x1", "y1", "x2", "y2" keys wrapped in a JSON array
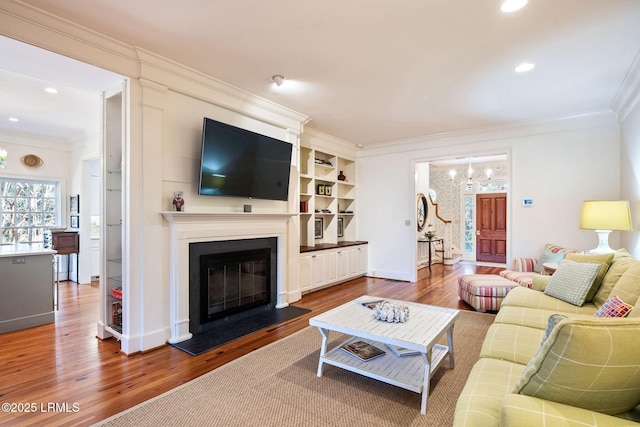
[{"x1": 198, "y1": 117, "x2": 293, "y2": 201}]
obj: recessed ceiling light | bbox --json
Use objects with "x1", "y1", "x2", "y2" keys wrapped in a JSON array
[
  {"x1": 501, "y1": 0, "x2": 528, "y2": 13},
  {"x1": 272, "y1": 75, "x2": 285, "y2": 87},
  {"x1": 45, "y1": 87, "x2": 58, "y2": 94},
  {"x1": 8, "y1": 117, "x2": 19, "y2": 122},
  {"x1": 514, "y1": 62, "x2": 535, "y2": 73}
]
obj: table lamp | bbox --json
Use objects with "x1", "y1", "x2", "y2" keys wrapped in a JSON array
[{"x1": 579, "y1": 200, "x2": 633, "y2": 254}]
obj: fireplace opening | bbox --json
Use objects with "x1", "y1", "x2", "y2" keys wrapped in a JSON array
[
  {"x1": 200, "y1": 248, "x2": 271, "y2": 323},
  {"x1": 189, "y1": 237, "x2": 278, "y2": 335}
]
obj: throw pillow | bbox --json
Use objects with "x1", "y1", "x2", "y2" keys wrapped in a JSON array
[
  {"x1": 514, "y1": 316, "x2": 640, "y2": 415},
  {"x1": 594, "y1": 295, "x2": 633, "y2": 318},
  {"x1": 534, "y1": 247, "x2": 568, "y2": 273},
  {"x1": 543, "y1": 260, "x2": 601, "y2": 306},
  {"x1": 564, "y1": 252, "x2": 614, "y2": 302}
]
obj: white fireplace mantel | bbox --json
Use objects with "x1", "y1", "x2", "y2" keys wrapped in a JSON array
[{"x1": 161, "y1": 211, "x2": 295, "y2": 344}]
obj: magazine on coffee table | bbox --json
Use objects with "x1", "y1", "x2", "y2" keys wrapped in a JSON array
[
  {"x1": 341, "y1": 340, "x2": 386, "y2": 361},
  {"x1": 386, "y1": 343, "x2": 421, "y2": 357}
]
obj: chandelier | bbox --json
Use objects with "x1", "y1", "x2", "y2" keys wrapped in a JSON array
[{"x1": 449, "y1": 160, "x2": 492, "y2": 188}]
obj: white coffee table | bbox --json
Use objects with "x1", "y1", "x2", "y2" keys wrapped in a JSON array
[{"x1": 309, "y1": 296, "x2": 460, "y2": 414}]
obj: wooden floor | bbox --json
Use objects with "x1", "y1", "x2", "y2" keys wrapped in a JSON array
[{"x1": 0, "y1": 262, "x2": 502, "y2": 426}]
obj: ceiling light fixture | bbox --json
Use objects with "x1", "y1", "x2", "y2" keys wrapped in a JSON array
[
  {"x1": 45, "y1": 87, "x2": 58, "y2": 94},
  {"x1": 514, "y1": 62, "x2": 535, "y2": 73},
  {"x1": 449, "y1": 159, "x2": 493, "y2": 189},
  {"x1": 501, "y1": 0, "x2": 528, "y2": 13},
  {"x1": 8, "y1": 117, "x2": 18, "y2": 122},
  {"x1": 272, "y1": 75, "x2": 285, "y2": 87}
]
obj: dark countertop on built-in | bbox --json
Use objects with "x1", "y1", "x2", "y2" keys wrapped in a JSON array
[{"x1": 300, "y1": 241, "x2": 368, "y2": 253}]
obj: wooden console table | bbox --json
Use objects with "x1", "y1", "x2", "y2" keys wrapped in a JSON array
[
  {"x1": 419, "y1": 237, "x2": 444, "y2": 271},
  {"x1": 50, "y1": 231, "x2": 80, "y2": 309}
]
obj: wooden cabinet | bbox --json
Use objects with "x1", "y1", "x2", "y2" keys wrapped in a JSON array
[
  {"x1": 356, "y1": 245, "x2": 368, "y2": 275},
  {"x1": 300, "y1": 243, "x2": 368, "y2": 293}
]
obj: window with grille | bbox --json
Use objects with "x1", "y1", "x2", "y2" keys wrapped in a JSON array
[{"x1": 0, "y1": 178, "x2": 59, "y2": 245}]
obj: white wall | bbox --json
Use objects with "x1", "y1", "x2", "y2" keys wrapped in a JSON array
[
  {"x1": 621, "y1": 99, "x2": 640, "y2": 257},
  {"x1": 0, "y1": 137, "x2": 71, "y2": 201},
  {"x1": 358, "y1": 152, "x2": 417, "y2": 281},
  {"x1": 358, "y1": 114, "x2": 621, "y2": 281},
  {"x1": 161, "y1": 90, "x2": 294, "y2": 214}
]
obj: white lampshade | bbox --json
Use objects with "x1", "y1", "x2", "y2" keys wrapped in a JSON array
[{"x1": 579, "y1": 200, "x2": 633, "y2": 254}]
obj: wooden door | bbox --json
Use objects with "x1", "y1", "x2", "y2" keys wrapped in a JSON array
[{"x1": 476, "y1": 193, "x2": 507, "y2": 263}]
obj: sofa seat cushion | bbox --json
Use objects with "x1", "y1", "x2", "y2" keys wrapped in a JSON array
[
  {"x1": 514, "y1": 316, "x2": 640, "y2": 415},
  {"x1": 453, "y1": 358, "x2": 525, "y2": 427},
  {"x1": 502, "y1": 286, "x2": 598, "y2": 314},
  {"x1": 480, "y1": 323, "x2": 545, "y2": 365},
  {"x1": 499, "y1": 270, "x2": 536, "y2": 288},
  {"x1": 501, "y1": 394, "x2": 640, "y2": 427},
  {"x1": 458, "y1": 274, "x2": 519, "y2": 312},
  {"x1": 494, "y1": 306, "x2": 588, "y2": 330}
]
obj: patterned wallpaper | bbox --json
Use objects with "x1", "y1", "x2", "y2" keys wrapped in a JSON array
[{"x1": 427, "y1": 161, "x2": 507, "y2": 253}]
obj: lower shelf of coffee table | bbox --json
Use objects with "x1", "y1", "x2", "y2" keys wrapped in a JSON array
[{"x1": 322, "y1": 337, "x2": 449, "y2": 393}]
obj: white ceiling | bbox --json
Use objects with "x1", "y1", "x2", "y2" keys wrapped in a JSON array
[
  {"x1": 2, "y1": 0, "x2": 640, "y2": 146},
  {"x1": 0, "y1": 36, "x2": 123, "y2": 143}
]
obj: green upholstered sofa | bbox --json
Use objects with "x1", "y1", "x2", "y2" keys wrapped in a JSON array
[{"x1": 454, "y1": 249, "x2": 640, "y2": 426}]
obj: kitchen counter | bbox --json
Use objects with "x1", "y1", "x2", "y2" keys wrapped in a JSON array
[
  {"x1": 0, "y1": 243, "x2": 56, "y2": 257},
  {"x1": 0, "y1": 244, "x2": 56, "y2": 334}
]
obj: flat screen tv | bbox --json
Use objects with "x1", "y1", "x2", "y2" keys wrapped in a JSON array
[{"x1": 198, "y1": 117, "x2": 293, "y2": 201}]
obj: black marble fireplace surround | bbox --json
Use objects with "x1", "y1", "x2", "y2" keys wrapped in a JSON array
[{"x1": 189, "y1": 237, "x2": 278, "y2": 335}]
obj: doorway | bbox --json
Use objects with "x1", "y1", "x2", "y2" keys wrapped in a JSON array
[
  {"x1": 421, "y1": 154, "x2": 509, "y2": 266},
  {"x1": 0, "y1": 35, "x2": 125, "y2": 314}
]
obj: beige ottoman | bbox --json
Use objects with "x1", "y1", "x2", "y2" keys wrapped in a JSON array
[{"x1": 458, "y1": 274, "x2": 519, "y2": 312}]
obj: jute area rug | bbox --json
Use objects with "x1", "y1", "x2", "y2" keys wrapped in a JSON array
[{"x1": 94, "y1": 310, "x2": 494, "y2": 427}]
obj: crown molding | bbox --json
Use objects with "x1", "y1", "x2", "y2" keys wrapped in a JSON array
[
  {"x1": 1, "y1": 1, "x2": 138, "y2": 77},
  {"x1": 358, "y1": 109, "x2": 618, "y2": 158},
  {"x1": 611, "y1": 48, "x2": 640, "y2": 122},
  {"x1": 0, "y1": 128, "x2": 71, "y2": 151},
  {"x1": 1, "y1": 2, "x2": 310, "y2": 133},
  {"x1": 301, "y1": 127, "x2": 358, "y2": 159}
]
